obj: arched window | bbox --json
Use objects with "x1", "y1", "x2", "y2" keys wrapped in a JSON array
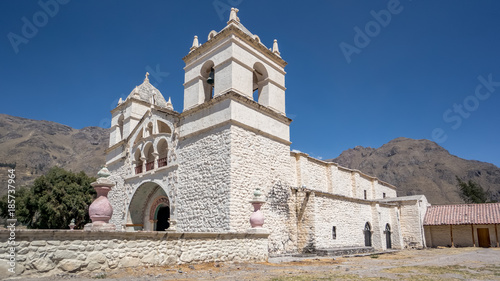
[
  {"x1": 134, "y1": 149, "x2": 142, "y2": 174},
  {"x1": 385, "y1": 224, "x2": 392, "y2": 249},
  {"x1": 364, "y1": 222, "x2": 372, "y2": 247},
  {"x1": 144, "y1": 143, "x2": 155, "y2": 171},
  {"x1": 157, "y1": 139, "x2": 168, "y2": 168}
]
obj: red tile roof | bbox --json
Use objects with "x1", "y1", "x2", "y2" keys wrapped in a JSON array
[{"x1": 424, "y1": 203, "x2": 500, "y2": 225}]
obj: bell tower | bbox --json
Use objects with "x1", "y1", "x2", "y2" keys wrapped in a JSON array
[
  {"x1": 182, "y1": 8, "x2": 287, "y2": 115},
  {"x1": 175, "y1": 8, "x2": 293, "y2": 237}
]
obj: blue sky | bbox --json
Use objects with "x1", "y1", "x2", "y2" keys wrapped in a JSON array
[{"x1": 1, "y1": 1, "x2": 499, "y2": 167}]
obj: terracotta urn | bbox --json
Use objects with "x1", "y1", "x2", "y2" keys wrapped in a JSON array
[
  {"x1": 89, "y1": 166, "x2": 114, "y2": 225},
  {"x1": 249, "y1": 188, "x2": 266, "y2": 228}
]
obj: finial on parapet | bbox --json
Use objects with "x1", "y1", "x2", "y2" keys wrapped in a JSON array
[
  {"x1": 228, "y1": 7, "x2": 240, "y2": 24},
  {"x1": 190, "y1": 35, "x2": 199, "y2": 52},
  {"x1": 145, "y1": 72, "x2": 150, "y2": 82},
  {"x1": 166, "y1": 97, "x2": 174, "y2": 110},
  {"x1": 272, "y1": 39, "x2": 280, "y2": 57}
]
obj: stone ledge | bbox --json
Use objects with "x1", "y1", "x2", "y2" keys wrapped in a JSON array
[{"x1": 0, "y1": 230, "x2": 270, "y2": 241}]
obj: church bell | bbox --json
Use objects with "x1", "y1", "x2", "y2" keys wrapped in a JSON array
[{"x1": 207, "y1": 69, "x2": 214, "y2": 85}]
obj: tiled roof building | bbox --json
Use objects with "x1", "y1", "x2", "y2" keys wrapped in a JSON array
[{"x1": 423, "y1": 203, "x2": 500, "y2": 248}]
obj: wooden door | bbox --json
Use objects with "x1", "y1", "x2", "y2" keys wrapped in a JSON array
[{"x1": 477, "y1": 228, "x2": 491, "y2": 248}]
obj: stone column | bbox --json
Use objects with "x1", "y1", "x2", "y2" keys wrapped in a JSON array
[
  {"x1": 152, "y1": 152, "x2": 159, "y2": 169},
  {"x1": 84, "y1": 166, "x2": 116, "y2": 231}
]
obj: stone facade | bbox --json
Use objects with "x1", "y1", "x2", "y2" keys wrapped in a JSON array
[
  {"x1": 103, "y1": 7, "x2": 428, "y2": 258},
  {"x1": 0, "y1": 230, "x2": 268, "y2": 278}
]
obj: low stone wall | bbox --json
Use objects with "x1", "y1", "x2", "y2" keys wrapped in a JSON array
[{"x1": 0, "y1": 230, "x2": 269, "y2": 278}]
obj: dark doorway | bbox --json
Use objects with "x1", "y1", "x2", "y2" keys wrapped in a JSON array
[
  {"x1": 385, "y1": 224, "x2": 392, "y2": 249},
  {"x1": 155, "y1": 206, "x2": 170, "y2": 231},
  {"x1": 477, "y1": 228, "x2": 491, "y2": 248},
  {"x1": 364, "y1": 222, "x2": 372, "y2": 247}
]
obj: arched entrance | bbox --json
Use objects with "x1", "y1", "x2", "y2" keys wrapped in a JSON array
[
  {"x1": 149, "y1": 195, "x2": 170, "y2": 231},
  {"x1": 155, "y1": 206, "x2": 170, "y2": 231},
  {"x1": 385, "y1": 223, "x2": 392, "y2": 249},
  {"x1": 364, "y1": 222, "x2": 372, "y2": 247},
  {"x1": 127, "y1": 182, "x2": 171, "y2": 231}
]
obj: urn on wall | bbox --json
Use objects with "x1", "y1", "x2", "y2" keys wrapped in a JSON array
[
  {"x1": 248, "y1": 188, "x2": 269, "y2": 234},
  {"x1": 84, "y1": 166, "x2": 117, "y2": 231}
]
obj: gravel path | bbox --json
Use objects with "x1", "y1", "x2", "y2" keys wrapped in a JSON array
[{"x1": 7, "y1": 247, "x2": 500, "y2": 280}]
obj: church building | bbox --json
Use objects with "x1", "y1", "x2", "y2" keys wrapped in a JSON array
[{"x1": 105, "y1": 8, "x2": 428, "y2": 255}]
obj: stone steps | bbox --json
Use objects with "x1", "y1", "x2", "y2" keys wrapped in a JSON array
[{"x1": 313, "y1": 246, "x2": 375, "y2": 257}]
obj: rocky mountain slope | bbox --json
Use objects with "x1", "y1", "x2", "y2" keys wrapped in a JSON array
[
  {"x1": 329, "y1": 137, "x2": 500, "y2": 205},
  {"x1": 0, "y1": 114, "x2": 108, "y2": 195}
]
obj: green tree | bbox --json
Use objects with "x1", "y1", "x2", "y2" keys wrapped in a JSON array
[
  {"x1": 0, "y1": 167, "x2": 96, "y2": 229},
  {"x1": 456, "y1": 176, "x2": 490, "y2": 203}
]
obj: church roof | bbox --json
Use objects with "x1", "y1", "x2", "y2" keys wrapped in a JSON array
[
  {"x1": 126, "y1": 73, "x2": 170, "y2": 109},
  {"x1": 424, "y1": 203, "x2": 500, "y2": 225}
]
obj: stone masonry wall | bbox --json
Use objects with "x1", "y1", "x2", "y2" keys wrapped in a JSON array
[
  {"x1": 312, "y1": 195, "x2": 373, "y2": 249},
  {"x1": 229, "y1": 125, "x2": 297, "y2": 254},
  {"x1": 176, "y1": 124, "x2": 232, "y2": 232},
  {"x1": 400, "y1": 202, "x2": 426, "y2": 248},
  {"x1": 0, "y1": 230, "x2": 268, "y2": 278},
  {"x1": 291, "y1": 153, "x2": 397, "y2": 200}
]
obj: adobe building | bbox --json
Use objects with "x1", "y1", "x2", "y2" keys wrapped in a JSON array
[
  {"x1": 105, "y1": 8, "x2": 429, "y2": 255},
  {"x1": 424, "y1": 203, "x2": 500, "y2": 248}
]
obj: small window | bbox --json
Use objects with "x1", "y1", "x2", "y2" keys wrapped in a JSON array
[
  {"x1": 364, "y1": 190, "x2": 367, "y2": 199},
  {"x1": 332, "y1": 226, "x2": 336, "y2": 240},
  {"x1": 383, "y1": 192, "x2": 386, "y2": 198}
]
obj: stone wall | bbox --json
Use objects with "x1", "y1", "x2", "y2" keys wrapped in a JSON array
[
  {"x1": 291, "y1": 152, "x2": 397, "y2": 199},
  {"x1": 399, "y1": 199, "x2": 427, "y2": 248},
  {"x1": 0, "y1": 230, "x2": 269, "y2": 278},
  {"x1": 229, "y1": 125, "x2": 297, "y2": 254},
  {"x1": 291, "y1": 188, "x2": 403, "y2": 252},
  {"x1": 176, "y1": 124, "x2": 233, "y2": 232}
]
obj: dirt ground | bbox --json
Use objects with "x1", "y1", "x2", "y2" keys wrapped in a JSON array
[{"x1": 10, "y1": 247, "x2": 500, "y2": 280}]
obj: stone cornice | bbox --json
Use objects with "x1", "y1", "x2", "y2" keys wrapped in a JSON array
[
  {"x1": 110, "y1": 97, "x2": 180, "y2": 116},
  {"x1": 183, "y1": 24, "x2": 287, "y2": 68},
  {"x1": 180, "y1": 90, "x2": 292, "y2": 126},
  {"x1": 293, "y1": 187, "x2": 399, "y2": 207}
]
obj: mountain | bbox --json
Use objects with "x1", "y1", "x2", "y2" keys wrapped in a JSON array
[
  {"x1": 0, "y1": 114, "x2": 109, "y2": 195},
  {"x1": 329, "y1": 137, "x2": 500, "y2": 205}
]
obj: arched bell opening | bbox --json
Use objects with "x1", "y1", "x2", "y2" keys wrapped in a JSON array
[
  {"x1": 252, "y1": 62, "x2": 268, "y2": 103},
  {"x1": 201, "y1": 60, "x2": 215, "y2": 102},
  {"x1": 117, "y1": 114, "x2": 124, "y2": 141}
]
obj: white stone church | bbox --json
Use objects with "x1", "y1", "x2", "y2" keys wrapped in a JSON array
[{"x1": 105, "y1": 8, "x2": 428, "y2": 255}]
